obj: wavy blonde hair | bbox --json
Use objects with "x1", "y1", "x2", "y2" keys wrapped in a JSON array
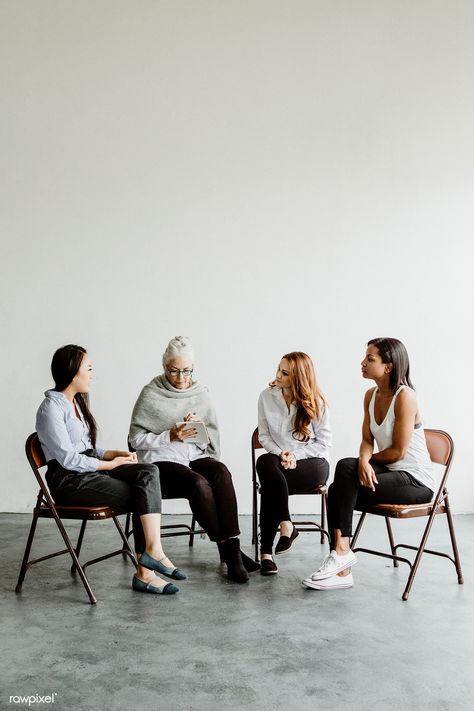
[{"x1": 281, "y1": 351, "x2": 327, "y2": 442}]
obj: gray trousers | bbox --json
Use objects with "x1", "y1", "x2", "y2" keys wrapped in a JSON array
[{"x1": 46, "y1": 459, "x2": 161, "y2": 554}]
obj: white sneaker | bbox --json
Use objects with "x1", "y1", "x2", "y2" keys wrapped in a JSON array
[
  {"x1": 309, "y1": 549, "x2": 357, "y2": 581},
  {"x1": 302, "y1": 572, "x2": 354, "y2": 590}
]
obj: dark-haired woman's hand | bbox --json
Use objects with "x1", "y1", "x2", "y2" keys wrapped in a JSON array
[
  {"x1": 100, "y1": 453, "x2": 138, "y2": 470},
  {"x1": 103, "y1": 450, "x2": 137, "y2": 461},
  {"x1": 358, "y1": 459, "x2": 378, "y2": 491},
  {"x1": 112, "y1": 454, "x2": 137, "y2": 467}
]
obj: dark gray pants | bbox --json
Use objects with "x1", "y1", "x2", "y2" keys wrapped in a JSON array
[{"x1": 46, "y1": 460, "x2": 161, "y2": 554}]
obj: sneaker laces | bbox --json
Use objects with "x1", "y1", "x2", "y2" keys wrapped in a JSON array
[{"x1": 317, "y1": 552, "x2": 337, "y2": 574}]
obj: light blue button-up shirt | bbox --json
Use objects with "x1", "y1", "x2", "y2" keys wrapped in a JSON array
[{"x1": 36, "y1": 390, "x2": 105, "y2": 473}]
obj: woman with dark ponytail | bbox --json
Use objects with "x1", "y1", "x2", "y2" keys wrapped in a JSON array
[
  {"x1": 302, "y1": 338, "x2": 435, "y2": 591},
  {"x1": 256, "y1": 352, "x2": 331, "y2": 575},
  {"x1": 36, "y1": 344, "x2": 186, "y2": 595}
]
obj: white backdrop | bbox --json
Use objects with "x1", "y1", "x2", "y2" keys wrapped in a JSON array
[{"x1": 1, "y1": 1, "x2": 473, "y2": 514}]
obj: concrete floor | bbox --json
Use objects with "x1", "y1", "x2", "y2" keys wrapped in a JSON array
[{"x1": 1, "y1": 513, "x2": 473, "y2": 711}]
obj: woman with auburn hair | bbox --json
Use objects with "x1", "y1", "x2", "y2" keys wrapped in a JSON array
[
  {"x1": 257, "y1": 352, "x2": 331, "y2": 575},
  {"x1": 302, "y1": 338, "x2": 435, "y2": 591}
]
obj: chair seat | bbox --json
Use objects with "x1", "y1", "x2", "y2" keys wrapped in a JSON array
[
  {"x1": 356, "y1": 501, "x2": 444, "y2": 519},
  {"x1": 307, "y1": 485, "x2": 327, "y2": 495},
  {"x1": 257, "y1": 484, "x2": 327, "y2": 496},
  {"x1": 38, "y1": 505, "x2": 125, "y2": 520}
]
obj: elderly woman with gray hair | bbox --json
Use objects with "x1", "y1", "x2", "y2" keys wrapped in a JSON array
[{"x1": 129, "y1": 336, "x2": 258, "y2": 583}]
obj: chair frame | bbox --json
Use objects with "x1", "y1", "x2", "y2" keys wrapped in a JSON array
[
  {"x1": 16, "y1": 433, "x2": 138, "y2": 605},
  {"x1": 251, "y1": 427, "x2": 329, "y2": 561},
  {"x1": 124, "y1": 506, "x2": 204, "y2": 547},
  {"x1": 351, "y1": 428, "x2": 463, "y2": 600}
]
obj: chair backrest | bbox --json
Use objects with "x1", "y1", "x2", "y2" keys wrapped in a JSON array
[
  {"x1": 25, "y1": 432, "x2": 57, "y2": 507},
  {"x1": 424, "y1": 429, "x2": 453, "y2": 468},
  {"x1": 423, "y1": 429, "x2": 454, "y2": 501},
  {"x1": 252, "y1": 428, "x2": 263, "y2": 451},
  {"x1": 26, "y1": 433, "x2": 46, "y2": 471}
]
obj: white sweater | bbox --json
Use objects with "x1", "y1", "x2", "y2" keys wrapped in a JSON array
[{"x1": 257, "y1": 386, "x2": 331, "y2": 461}]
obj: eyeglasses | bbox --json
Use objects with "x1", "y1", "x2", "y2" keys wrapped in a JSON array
[{"x1": 167, "y1": 367, "x2": 193, "y2": 378}]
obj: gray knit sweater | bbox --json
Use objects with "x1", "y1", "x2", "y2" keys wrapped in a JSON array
[{"x1": 129, "y1": 374, "x2": 220, "y2": 460}]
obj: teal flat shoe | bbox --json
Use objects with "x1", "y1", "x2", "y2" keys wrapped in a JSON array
[
  {"x1": 139, "y1": 551, "x2": 187, "y2": 580},
  {"x1": 132, "y1": 575, "x2": 179, "y2": 595}
]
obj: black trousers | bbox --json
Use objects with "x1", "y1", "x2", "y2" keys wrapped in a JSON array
[
  {"x1": 328, "y1": 457, "x2": 434, "y2": 548},
  {"x1": 156, "y1": 457, "x2": 240, "y2": 542},
  {"x1": 256, "y1": 453, "x2": 329, "y2": 554},
  {"x1": 46, "y1": 460, "x2": 161, "y2": 554}
]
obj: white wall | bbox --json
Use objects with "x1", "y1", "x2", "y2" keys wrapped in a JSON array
[{"x1": 1, "y1": 1, "x2": 473, "y2": 514}]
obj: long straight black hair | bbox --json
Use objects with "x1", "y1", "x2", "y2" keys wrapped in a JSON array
[
  {"x1": 51, "y1": 344, "x2": 98, "y2": 447},
  {"x1": 368, "y1": 337, "x2": 414, "y2": 393}
]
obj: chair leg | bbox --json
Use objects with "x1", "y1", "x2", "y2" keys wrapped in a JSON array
[
  {"x1": 71, "y1": 519, "x2": 87, "y2": 575},
  {"x1": 385, "y1": 518, "x2": 399, "y2": 568},
  {"x1": 122, "y1": 511, "x2": 132, "y2": 558},
  {"x1": 51, "y1": 510, "x2": 97, "y2": 604},
  {"x1": 252, "y1": 484, "x2": 259, "y2": 562},
  {"x1": 401, "y1": 509, "x2": 439, "y2": 602},
  {"x1": 320, "y1": 493, "x2": 327, "y2": 544},
  {"x1": 111, "y1": 516, "x2": 137, "y2": 567},
  {"x1": 351, "y1": 512, "x2": 366, "y2": 549},
  {"x1": 15, "y1": 507, "x2": 40, "y2": 593},
  {"x1": 189, "y1": 516, "x2": 196, "y2": 547},
  {"x1": 444, "y1": 496, "x2": 464, "y2": 584},
  {"x1": 251, "y1": 481, "x2": 256, "y2": 546},
  {"x1": 122, "y1": 512, "x2": 132, "y2": 554}
]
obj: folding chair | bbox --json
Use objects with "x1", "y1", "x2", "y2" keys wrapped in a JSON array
[
  {"x1": 125, "y1": 440, "x2": 206, "y2": 548},
  {"x1": 251, "y1": 427, "x2": 329, "y2": 561},
  {"x1": 351, "y1": 429, "x2": 463, "y2": 600},
  {"x1": 16, "y1": 433, "x2": 137, "y2": 605}
]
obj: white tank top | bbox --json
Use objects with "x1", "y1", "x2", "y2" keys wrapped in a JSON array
[{"x1": 369, "y1": 386, "x2": 435, "y2": 491}]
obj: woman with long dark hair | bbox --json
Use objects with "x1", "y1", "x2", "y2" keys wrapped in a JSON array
[
  {"x1": 257, "y1": 352, "x2": 331, "y2": 575},
  {"x1": 36, "y1": 344, "x2": 185, "y2": 595},
  {"x1": 302, "y1": 337, "x2": 435, "y2": 591}
]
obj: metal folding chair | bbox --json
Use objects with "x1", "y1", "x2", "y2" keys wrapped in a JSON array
[
  {"x1": 251, "y1": 427, "x2": 329, "y2": 561},
  {"x1": 16, "y1": 433, "x2": 137, "y2": 605},
  {"x1": 351, "y1": 429, "x2": 463, "y2": 600}
]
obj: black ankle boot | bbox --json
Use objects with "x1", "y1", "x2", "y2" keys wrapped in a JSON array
[
  {"x1": 220, "y1": 538, "x2": 249, "y2": 583},
  {"x1": 239, "y1": 550, "x2": 261, "y2": 572},
  {"x1": 217, "y1": 542, "x2": 260, "y2": 573}
]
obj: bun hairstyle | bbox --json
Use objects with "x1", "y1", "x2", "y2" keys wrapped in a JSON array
[
  {"x1": 367, "y1": 337, "x2": 414, "y2": 393},
  {"x1": 281, "y1": 351, "x2": 327, "y2": 442},
  {"x1": 162, "y1": 336, "x2": 195, "y2": 370},
  {"x1": 51, "y1": 344, "x2": 98, "y2": 447}
]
